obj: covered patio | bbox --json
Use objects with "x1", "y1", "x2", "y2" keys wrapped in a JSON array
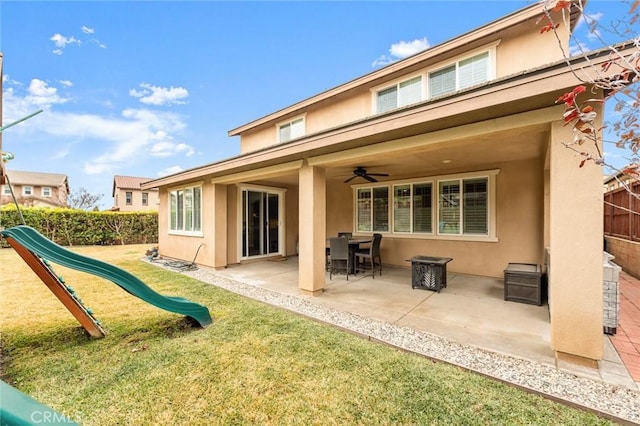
[{"x1": 206, "y1": 256, "x2": 625, "y2": 381}]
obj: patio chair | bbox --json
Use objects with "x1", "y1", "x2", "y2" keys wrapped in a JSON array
[
  {"x1": 355, "y1": 233, "x2": 382, "y2": 278},
  {"x1": 329, "y1": 237, "x2": 350, "y2": 280},
  {"x1": 338, "y1": 232, "x2": 352, "y2": 239}
]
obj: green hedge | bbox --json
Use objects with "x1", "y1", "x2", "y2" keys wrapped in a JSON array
[{"x1": 0, "y1": 206, "x2": 158, "y2": 247}]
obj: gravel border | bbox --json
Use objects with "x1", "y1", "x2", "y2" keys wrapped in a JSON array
[{"x1": 153, "y1": 261, "x2": 640, "y2": 423}]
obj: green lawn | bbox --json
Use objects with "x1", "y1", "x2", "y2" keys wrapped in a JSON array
[{"x1": 0, "y1": 244, "x2": 613, "y2": 425}]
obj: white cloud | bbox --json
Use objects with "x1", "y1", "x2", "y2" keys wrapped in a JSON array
[
  {"x1": 372, "y1": 38, "x2": 430, "y2": 67},
  {"x1": 3, "y1": 77, "x2": 189, "y2": 176},
  {"x1": 50, "y1": 33, "x2": 80, "y2": 55},
  {"x1": 25, "y1": 79, "x2": 69, "y2": 108},
  {"x1": 159, "y1": 166, "x2": 184, "y2": 176},
  {"x1": 129, "y1": 83, "x2": 189, "y2": 106},
  {"x1": 59, "y1": 80, "x2": 73, "y2": 87},
  {"x1": 49, "y1": 27, "x2": 106, "y2": 55}
]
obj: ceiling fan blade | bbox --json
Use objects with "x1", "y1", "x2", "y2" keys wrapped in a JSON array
[
  {"x1": 344, "y1": 175, "x2": 357, "y2": 183},
  {"x1": 368, "y1": 173, "x2": 389, "y2": 177},
  {"x1": 364, "y1": 175, "x2": 378, "y2": 182}
]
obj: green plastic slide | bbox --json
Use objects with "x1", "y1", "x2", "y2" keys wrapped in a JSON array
[
  {"x1": 0, "y1": 380, "x2": 79, "y2": 425},
  {"x1": 0, "y1": 225, "x2": 212, "y2": 328}
]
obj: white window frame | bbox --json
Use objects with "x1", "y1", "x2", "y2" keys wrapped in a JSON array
[
  {"x1": 125, "y1": 191, "x2": 133, "y2": 205},
  {"x1": 2, "y1": 185, "x2": 12, "y2": 195},
  {"x1": 41, "y1": 187, "x2": 52, "y2": 197},
  {"x1": 142, "y1": 192, "x2": 149, "y2": 206},
  {"x1": 353, "y1": 169, "x2": 499, "y2": 242},
  {"x1": 168, "y1": 182, "x2": 204, "y2": 236},
  {"x1": 237, "y1": 184, "x2": 287, "y2": 260},
  {"x1": 277, "y1": 115, "x2": 306, "y2": 143},
  {"x1": 373, "y1": 74, "x2": 424, "y2": 114},
  {"x1": 22, "y1": 186, "x2": 33, "y2": 196},
  {"x1": 371, "y1": 41, "x2": 499, "y2": 114}
]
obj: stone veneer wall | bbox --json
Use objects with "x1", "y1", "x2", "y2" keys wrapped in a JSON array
[
  {"x1": 604, "y1": 236, "x2": 640, "y2": 279},
  {"x1": 603, "y1": 252, "x2": 621, "y2": 335}
]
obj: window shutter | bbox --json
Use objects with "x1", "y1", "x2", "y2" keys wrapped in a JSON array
[
  {"x1": 170, "y1": 192, "x2": 177, "y2": 230},
  {"x1": 463, "y1": 178, "x2": 488, "y2": 234},
  {"x1": 279, "y1": 123, "x2": 291, "y2": 142},
  {"x1": 377, "y1": 86, "x2": 398, "y2": 113},
  {"x1": 193, "y1": 187, "x2": 202, "y2": 231},
  {"x1": 290, "y1": 118, "x2": 304, "y2": 140},
  {"x1": 438, "y1": 181, "x2": 460, "y2": 234},
  {"x1": 413, "y1": 183, "x2": 432, "y2": 233},
  {"x1": 356, "y1": 188, "x2": 372, "y2": 232},
  {"x1": 398, "y1": 76, "x2": 422, "y2": 107},
  {"x1": 458, "y1": 52, "x2": 489, "y2": 90},
  {"x1": 429, "y1": 65, "x2": 456, "y2": 98},
  {"x1": 393, "y1": 185, "x2": 411, "y2": 232}
]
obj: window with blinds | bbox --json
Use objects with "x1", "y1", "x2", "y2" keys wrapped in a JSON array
[
  {"x1": 169, "y1": 185, "x2": 202, "y2": 233},
  {"x1": 458, "y1": 52, "x2": 489, "y2": 90},
  {"x1": 353, "y1": 174, "x2": 491, "y2": 238},
  {"x1": 278, "y1": 117, "x2": 305, "y2": 143},
  {"x1": 429, "y1": 65, "x2": 456, "y2": 98},
  {"x1": 463, "y1": 178, "x2": 487, "y2": 234},
  {"x1": 376, "y1": 76, "x2": 423, "y2": 114},
  {"x1": 356, "y1": 187, "x2": 389, "y2": 232}
]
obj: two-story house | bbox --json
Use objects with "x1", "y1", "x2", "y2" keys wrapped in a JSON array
[
  {"x1": 1, "y1": 170, "x2": 69, "y2": 208},
  {"x1": 142, "y1": 3, "x2": 635, "y2": 366},
  {"x1": 112, "y1": 175, "x2": 159, "y2": 212}
]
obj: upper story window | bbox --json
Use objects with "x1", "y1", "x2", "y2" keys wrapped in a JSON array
[
  {"x1": 376, "y1": 75, "x2": 423, "y2": 114},
  {"x1": 125, "y1": 191, "x2": 133, "y2": 205},
  {"x1": 2, "y1": 185, "x2": 12, "y2": 195},
  {"x1": 373, "y1": 43, "x2": 497, "y2": 114},
  {"x1": 169, "y1": 185, "x2": 202, "y2": 234},
  {"x1": 278, "y1": 116, "x2": 305, "y2": 143},
  {"x1": 22, "y1": 186, "x2": 33, "y2": 196},
  {"x1": 429, "y1": 51, "x2": 489, "y2": 98},
  {"x1": 354, "y1": 170, "x2": 498, "y2": 241},
  {"x1": 142, "y1": 192, "x2": 149, "y2": 206},
  {"x1": 41, "y1": 187, "x2": 52, "y2": 197}
]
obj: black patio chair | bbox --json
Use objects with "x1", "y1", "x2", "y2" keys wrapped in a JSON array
[
  {"x1": 329, "y1": 237, "x2": 350, "y2": 280},
  {"x1": 355, "y1": 233, "x2": 382, "y2": 278}
]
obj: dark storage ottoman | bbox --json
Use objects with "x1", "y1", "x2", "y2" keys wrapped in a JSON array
[
  {"x1": 408, "y1": 256, "x2": 453, "y2": 293},
  {"x1": 504, "y1": 263, "x2": 544, "y2": 306}
]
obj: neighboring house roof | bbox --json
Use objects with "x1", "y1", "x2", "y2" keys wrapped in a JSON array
[
  {"x1": 112, "y1": 175, "x2": 157, "y2": 197},
  {"x1": 5, "y1": 170, "x2": 69, "y2": 189}
]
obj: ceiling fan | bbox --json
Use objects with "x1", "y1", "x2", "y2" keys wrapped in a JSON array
[{"x1": 343, "y1": 166, "x2": 389, "y2": 183}]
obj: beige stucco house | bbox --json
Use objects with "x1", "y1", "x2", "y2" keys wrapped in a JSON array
[
  {"x1": 142, "y1": 3, "x2": 634, "y2": 366},
  {"x1": 1, "y1": 170, "x2": 69, "y2": 208},
  {"x1": 112, "y1": 175, "x2": 159, "y2": 212}
]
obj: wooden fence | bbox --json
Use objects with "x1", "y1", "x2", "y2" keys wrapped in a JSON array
[{"x1": 604, "y1": 180, "x2": 640, "y2": 242}]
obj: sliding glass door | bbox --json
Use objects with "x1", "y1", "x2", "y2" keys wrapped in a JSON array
[{"x1": 241, "y1": 188, "x2": 283, "y2": 258}]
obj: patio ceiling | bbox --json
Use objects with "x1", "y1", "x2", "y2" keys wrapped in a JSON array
[{"x1": 250, "y1": 122, "x2": 549, "y2": 187}]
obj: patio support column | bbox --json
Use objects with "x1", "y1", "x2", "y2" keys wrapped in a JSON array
[
  {"x1": 212, "y1": 183, "x2": 227, "y2": 269},
  {"x1": 298, "y1": 163, "x2": 326, "y2": 296},
  {"x1": 548, "y1": 119, "x2": 603, "y2": 366}
]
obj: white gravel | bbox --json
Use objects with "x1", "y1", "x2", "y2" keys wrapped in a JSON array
[{"x1": 158, "y1": 262, "x2": 640, "y2": 423}]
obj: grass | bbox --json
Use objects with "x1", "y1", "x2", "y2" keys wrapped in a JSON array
[{"x1": 0, "y1": 244, "x2": 614, "y2": 425}]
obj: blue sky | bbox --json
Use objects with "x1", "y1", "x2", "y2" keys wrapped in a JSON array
[{"x1": 1, "y1": 0, "x2": 635, "y2": 209}]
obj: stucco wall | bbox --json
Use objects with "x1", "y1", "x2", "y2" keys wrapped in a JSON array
[
  {"x1": 605, "y1": 236, "x2": 640, "y2": 279},
  {"x1": 325, "y1": 159, "x2": 544, "y2": 278}
]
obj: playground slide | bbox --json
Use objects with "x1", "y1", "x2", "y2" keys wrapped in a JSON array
[
  {"x1": 0, "y1": 380, "x2": 79, "y2": 425},
  {"x1": 0, "y1": 225, "x2": 212, "y2": 328}
]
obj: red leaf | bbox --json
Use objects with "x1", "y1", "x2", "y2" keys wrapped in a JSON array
[
  {"x1": 579, "y1": 159, "x2": 586, "y2": 168},
  {"x1": 553, "y1": 1, "x2": 571, "y2": 12}
]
